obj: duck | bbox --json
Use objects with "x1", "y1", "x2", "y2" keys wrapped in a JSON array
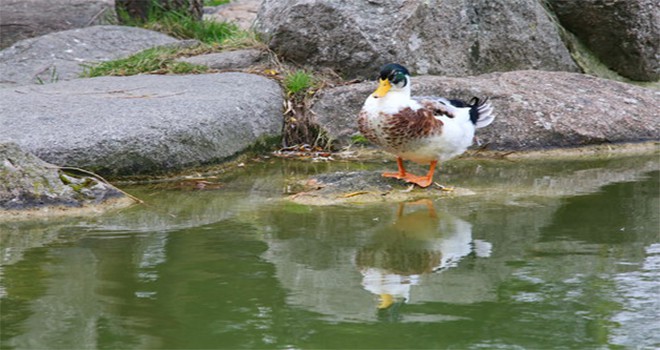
[{"x1": 357, "y1": 63, "x2": 495, "y2": 188}]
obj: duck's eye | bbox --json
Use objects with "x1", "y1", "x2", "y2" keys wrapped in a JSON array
[{"x1": 391, "y1": 72, "x2": 406, "y2": 86}]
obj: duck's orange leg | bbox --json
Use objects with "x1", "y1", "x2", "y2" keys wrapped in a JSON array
[
  {"x1": 382, "y1": 157, "x2": 407, "y2": 179},
  {"x1": 382, "y1": 159, "x2": 438, "y2": 188}
]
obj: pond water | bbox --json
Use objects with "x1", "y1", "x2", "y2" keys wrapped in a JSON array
[{"x1": 1, "y1": 153, "x2": 659, "y2": 349}]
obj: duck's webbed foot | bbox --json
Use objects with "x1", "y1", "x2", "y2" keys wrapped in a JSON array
[
  {"x1": 382, "y1": 159, "x2": 438, "y2": 188},
  {"x1": 382, "y1": 157, "x2": 407, "y2": 179},
  {"x1": 401, "y1": 173, "x2": 434, "y2": 188}
]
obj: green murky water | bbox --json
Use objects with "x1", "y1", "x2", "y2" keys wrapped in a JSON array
[{"x1": 1, "y1": 154, "x2": 659, "y2": 349}]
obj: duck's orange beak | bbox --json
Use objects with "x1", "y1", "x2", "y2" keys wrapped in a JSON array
[{"x1": 372, "y1": 79, "x2": 391, "y2": 98}]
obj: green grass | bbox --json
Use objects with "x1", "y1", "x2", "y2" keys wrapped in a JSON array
[
  {"x1": 35, "y1": 66, "x2": 59, "y2": 85},
  {"x1": 141, "y1": 14, "x2": 238, "y2": 44},
  {"x1": 284, "y1": 70, "x2": 315, "y2": 96},
  {"x1": 83, "y1": 47, "x2": 209, "y2": 77},
  {"x1": 204, "y1": 0, "x2": 230, "y2": 6},
  {"x1": 118, "y1": 1, "x2": 239, "y2": 44},
  {"x1": 350, "y1": 134, "x2": 370, "y2": 145},
  {"x1": 87, "y1": 0, "x2": 262, "y2": 77}
]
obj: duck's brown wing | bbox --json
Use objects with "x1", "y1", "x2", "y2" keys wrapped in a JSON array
[
  {"x1": 380, "y1": 107, "x2": 444, "y2": 149},
  {"x1": 413, "y1": 97, "x2": 456, "y2": 118}
]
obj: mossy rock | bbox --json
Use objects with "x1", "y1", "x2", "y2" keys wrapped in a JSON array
[{"x1": 0, "y1": 143, "x2": 133, "y2": 217}]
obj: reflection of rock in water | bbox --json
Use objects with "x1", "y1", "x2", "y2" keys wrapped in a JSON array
[{"x1": 356, "y1": 201, "x2": 491, "y2": 309}]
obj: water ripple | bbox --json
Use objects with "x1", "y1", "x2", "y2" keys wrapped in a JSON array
[{"x1": 609, "y1": 243, "x2": 660, "y2": 348}]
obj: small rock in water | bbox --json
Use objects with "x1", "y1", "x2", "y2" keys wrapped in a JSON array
[{"x1": 288, "y1": 171, "x2": 474, "y2": 206}]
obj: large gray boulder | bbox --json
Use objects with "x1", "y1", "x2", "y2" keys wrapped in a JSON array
[
  {"x1": 311, "y1": 70, "x2": 660, "y2": 150},
  {"x1": 0, "y1": 25, "x2": 179, "y2": 88},
  {"x1": 255, "y1": 0, "x2": 578, "y2": 79},
  {"x1": 204, "y1": 0, "x2": 260, "y2": 30},
  {"x1": 0, "y1": 142, "x2": 128, "y2": 212},
  {"x1": 0, "y1": 73, "x2": 283, "y2": 176},
  {"x1": 547, "y1": 0, "x2": 660, "y2": 82},
  {"x1": 0, "y1": 0, "x2": 115, "y2": 49}
]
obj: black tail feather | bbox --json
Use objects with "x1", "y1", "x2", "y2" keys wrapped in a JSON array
[{"x1": 449, "y1": 97, "x2": 490, "y2": 125}]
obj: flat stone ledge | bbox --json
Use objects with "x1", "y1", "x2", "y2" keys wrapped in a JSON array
[{"x1": 288, "y1": 171, "x2": 475, "y2": 206}]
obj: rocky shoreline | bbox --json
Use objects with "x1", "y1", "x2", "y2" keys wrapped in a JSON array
[{"x1": 0, "y1": 0, "x2": 658, "y2": 214}]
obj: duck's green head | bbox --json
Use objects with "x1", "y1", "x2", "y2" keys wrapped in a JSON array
[{"x1": 373, "y1": 63, "x2": 411, "y2": 98}]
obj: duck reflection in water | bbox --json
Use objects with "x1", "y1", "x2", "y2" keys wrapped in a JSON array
[{"x1": 356, "y1": 200, "x2": 492, "y2": 311}]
